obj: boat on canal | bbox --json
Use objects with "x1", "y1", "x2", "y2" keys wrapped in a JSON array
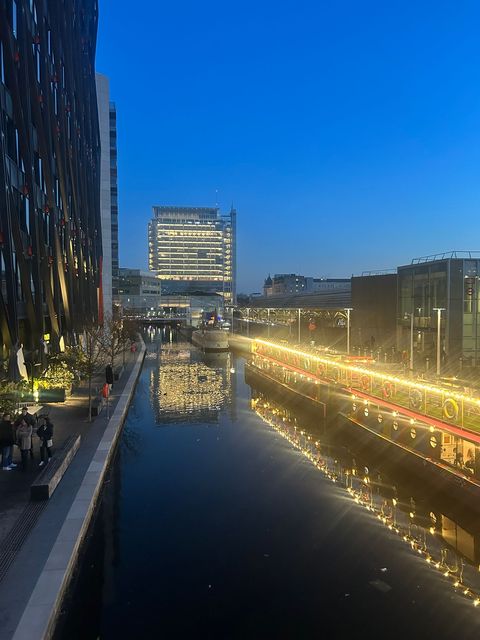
[
  {"x1": 247, "y1": 338, "x2": 480, "y2": 509},
  {"x1": 191, "y1": 327, "x2": 229, "y2": 352}
]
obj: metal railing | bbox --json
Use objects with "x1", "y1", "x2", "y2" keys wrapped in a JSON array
[{"x1": 411, "y1": 251, "x2": 480, "y2": 264}]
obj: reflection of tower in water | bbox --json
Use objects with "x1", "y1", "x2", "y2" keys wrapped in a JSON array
[{"x1": 150, "y1": 340, "x2": 233, "y2": 424}]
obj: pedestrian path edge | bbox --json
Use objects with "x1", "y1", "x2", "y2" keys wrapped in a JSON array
[{"x1": 10, "y1": 341, "x2": 146, "y2": 640}]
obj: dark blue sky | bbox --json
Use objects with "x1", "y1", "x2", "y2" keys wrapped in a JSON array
[{"x1": 96, "y1": 0, "x2": 480, "y2": 293}]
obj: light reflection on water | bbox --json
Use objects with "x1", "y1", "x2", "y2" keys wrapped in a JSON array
[
  {"x1": 56, "y1": 330, "x2": 480, "y2": 639},
  {"x1": 149, "y1": 341, "x2": 233, "y2": 424},
  {"x1": 250, "y1": 390, "x2": 480, "y2": 605}
]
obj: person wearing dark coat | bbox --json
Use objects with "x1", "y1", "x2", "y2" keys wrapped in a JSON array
[
  {"x1": 15, "y1": 406, "x2": 36, "y2": 459},
  {"x1": 37, "y1": 416, "x2": 54, "y2": 466},
  {"x1": 0, "y1": 414, "x2": 16, "y2": 470},
  {"x1": 15, "y1": 419, "x2": 32, "y2": 472}
]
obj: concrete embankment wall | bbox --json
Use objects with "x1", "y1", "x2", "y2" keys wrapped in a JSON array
[{"x1": 11, "y1": 342, "x2": 146, "y2": 640}]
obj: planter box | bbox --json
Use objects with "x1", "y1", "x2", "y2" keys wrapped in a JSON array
[{"x1": 38, "y1": 388, "x2": 66, "y2": 403}]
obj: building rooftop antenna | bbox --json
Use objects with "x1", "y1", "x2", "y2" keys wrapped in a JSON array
[{"x1": 215, "y1": 188, "x2": 219, "y2": 209}]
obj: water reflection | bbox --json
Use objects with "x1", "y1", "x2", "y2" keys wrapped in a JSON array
[
  {"x1": 250, "y1": 389, "x2": 480, "y2": 604},
  {"x1": 149, "y1": 339, "x2": 234, "y2": 424},
  {"x1": 56, "y1": 334, "x2": 480, "y2": 639}
]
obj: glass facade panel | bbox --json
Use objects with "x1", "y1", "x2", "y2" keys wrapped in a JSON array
[{"x1": 398, "y1": 257, "x2": 480, "y2": 366}]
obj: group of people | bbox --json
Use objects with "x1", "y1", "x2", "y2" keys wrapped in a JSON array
[{"x1": 0, "y1": 406, "x2": 54, "y2": 473}]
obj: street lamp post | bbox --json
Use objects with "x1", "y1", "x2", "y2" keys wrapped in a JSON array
[
  {"x1": 344, "y1": 308, "x2": 353, "y2": 355},
  {"x1": 409, "y1": 310, "x2": 414, "y2": 373},
  {"x1": 246, "y1": 307, "x2": 250, "y2": 338},
  {"x1": 298, "y1": 308, "x2": 301, "y2": 343},
  {"x1": 267, "y1": 308, "x2": 271, "y2": 338},
  {"x1": 408, "y1": 307, "x2": 422, "y2": 375},
  {"x1": 433, "y1": 307, "x2": 445, "y2": 377}
]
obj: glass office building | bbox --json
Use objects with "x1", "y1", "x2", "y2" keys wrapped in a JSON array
[
  {"x1": 148, "y1": 206, "x2": 236, "y2": 304},
  {"x1": 398, "y1": 253, "x2": 480, "y2": 368}
]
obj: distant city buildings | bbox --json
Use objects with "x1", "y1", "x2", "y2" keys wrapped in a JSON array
[
  {"x1": 250, "y1": 252, "x2": 480, "y2": 371},
  {"x1": 96, "y1": 73, "x2": 120, "y2": 319},
  {"x1": 148, "y1": 206, "x2": 236, "y2": 305},
  {"x1": 118, "y1": 269, "x2": 162, "y2": 314},
  {"x1": 263, "y1": 274, "x2": 350, "y2": 297},
  {"x1": 0, "y1": 0, "x2": 101, "y2": 360}
]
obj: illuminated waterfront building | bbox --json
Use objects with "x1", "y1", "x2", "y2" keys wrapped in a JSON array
[{"x1": 148, "y1": 206, "x2": 236, "y2": 304}]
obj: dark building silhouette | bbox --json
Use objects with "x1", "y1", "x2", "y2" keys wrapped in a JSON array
[
  {"x1": 351, "y1": 273, "x2": 398, "y2": 351},
  {"x1": 0, "y1": 0, "x2": 101, "y2": 361}
]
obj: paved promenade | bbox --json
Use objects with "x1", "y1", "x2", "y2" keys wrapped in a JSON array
[{"x1": 0, "y1": 344, "x2": 145, "y2": 640}]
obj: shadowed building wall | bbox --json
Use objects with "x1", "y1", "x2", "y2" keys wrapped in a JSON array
[
  {"x1": 0, "y1": 0, "x2": 101, "y2": 363},
  {"x1": 351, "y1": 274, "x2": 398, "y2": 351}
]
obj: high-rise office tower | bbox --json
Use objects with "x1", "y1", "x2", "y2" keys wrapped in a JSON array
[
  {"x1": 148, "y1": 206, "x2": 236, "y2": 303},
  {"x1": 96, "y1": 72, "x2": 119, "y2": 319},
  {"x1": 110, "y1": 101, "x2": 119, "y2": 305},
  {"x1": 0, "y1": 0, "x2": 101, "y2": 360}
]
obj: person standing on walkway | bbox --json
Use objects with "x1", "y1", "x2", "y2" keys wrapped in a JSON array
[
  {"x1": 106, "y1": 363, "x2": 114, "y2": 391},
  {"x1": 16, "y1": 419, "x2": 32, "y2": 472},
  {"x1": 15, "y1": 406, "x2": 37, "y2": 459},
  {"x1": 37, "y1": 416, "x2": 54, "y2": 466},
  {"x1": 0, "y1": 413, "x2": 16, "y2": 471}
]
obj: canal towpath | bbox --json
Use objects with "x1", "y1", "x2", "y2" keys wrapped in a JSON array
[{"x1": 0, "y1": 342, "x2": 145, "y2": 640}]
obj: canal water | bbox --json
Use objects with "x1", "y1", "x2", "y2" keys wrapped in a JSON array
[{"x1": 56, "y1": 331, "x2": 480, "y2": 639}]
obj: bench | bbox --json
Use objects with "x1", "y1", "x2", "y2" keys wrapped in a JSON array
[
  {"x1": 30, "y1": 433, "x2": 81, "y2": 501},
  {"x1": 113, "y1": 365, "x2": 124, "y2": 381}
]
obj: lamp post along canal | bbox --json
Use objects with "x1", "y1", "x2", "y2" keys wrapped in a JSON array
[
  {"x1": 410, "y1": 310, "x2": 414, "y2": 373},
  {"x1": 344, "y1": 308, "x2": 353, "y2": 355},
  {"x1": 408, "y1": 307, "x2": 421, "y2": 375},
  {"x1": 433, "y1": 307, "x2": 445, "y2": 377},
  {"x1": 298, "y1": 308, "x2": 301, "y2": 343}
]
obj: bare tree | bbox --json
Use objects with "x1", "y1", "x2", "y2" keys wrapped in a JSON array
[
  {"x1": 101, "y1": 317, "x2": 131, "y2": 371},
  {"x1": 77, "y1": 324, "x2": 107, "y2": 422}
]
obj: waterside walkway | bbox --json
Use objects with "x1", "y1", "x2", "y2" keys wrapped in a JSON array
[{"x1": 0, "y1": 342, "x2": 145, "y2": 640}]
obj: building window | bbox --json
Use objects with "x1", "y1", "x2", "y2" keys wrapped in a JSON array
[
  {"x1": 0, "y1": 41, "x2": 5, "y2": 85},
  {"x1": 12, "y1": 1, "x2": 18, "y2": 39}
]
